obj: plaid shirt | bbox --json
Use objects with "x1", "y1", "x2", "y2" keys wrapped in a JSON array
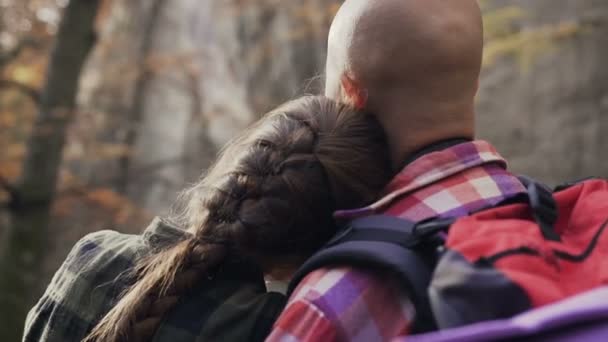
[
  {"x1": 267, "y1": 140, "x2": 527, "y2": 342},
  {"x1": 24, "y1": 217, "x2": 286, "y2": 342}
]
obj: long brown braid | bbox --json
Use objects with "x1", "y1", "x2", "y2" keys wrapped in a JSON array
[{"x1": 84, "y1": 96, "x2": 391, "y2": 342}]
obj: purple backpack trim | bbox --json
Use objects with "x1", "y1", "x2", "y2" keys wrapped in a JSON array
[{"x1": 405, "y1": 286, "x2": 608, "y2": 342}]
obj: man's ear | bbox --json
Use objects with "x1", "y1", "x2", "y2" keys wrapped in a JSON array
[{"x1": 340, "y1": 74, "x2": 368, "y2": 109}]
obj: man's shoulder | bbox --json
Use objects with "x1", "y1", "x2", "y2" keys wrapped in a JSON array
[
  {"x1": 291, "y1": 265, "x2": 403, "y2": 304},
  {"x1": 290, "y1": 267, "x2": 352, "y2": 301},
  {"x1": 278, "y1": 265, "x2": 413, "y2": 341}
]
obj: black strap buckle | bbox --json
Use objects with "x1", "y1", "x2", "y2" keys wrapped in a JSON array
[{"x1": 522, "y1": 177, "x2": 561, "y2": 241}]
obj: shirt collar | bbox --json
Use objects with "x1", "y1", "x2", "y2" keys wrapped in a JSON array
[
  {"x1": 398, "y1": 137, "x2": 472, "y2": 171},
  {"x1": 335, "y1": 140, "x2": 509, "y2": 219}
]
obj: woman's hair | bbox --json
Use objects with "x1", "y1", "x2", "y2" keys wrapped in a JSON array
[{"x1": 85, "y1": 96, "x2": 391, "y2": 342}]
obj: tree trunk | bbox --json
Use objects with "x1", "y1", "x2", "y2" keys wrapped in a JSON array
[
  {"x1": 117, "y1": 0, "x2": 167, "y2": 193},
  {"x1": 0, "y1": 0, "x2": 101, "y2": 340}
]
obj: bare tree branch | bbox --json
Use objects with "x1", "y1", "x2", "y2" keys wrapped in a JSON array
[
  {"x1": 0, "y1": 79, "x2": 41, "y2": 104},
  {"x1": 0, "y1": 38, "x2": 44, "y2": 67},
  {"x1": 0, "y1": 174, "x2": 20, "y2": 209},
  {"x1": 130, "y1": 156, "x2": 192, "y2": 176}
]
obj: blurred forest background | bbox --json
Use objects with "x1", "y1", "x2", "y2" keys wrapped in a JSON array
[{"x1": 0, "y1": 0, "x2": 607, "y2": 339}]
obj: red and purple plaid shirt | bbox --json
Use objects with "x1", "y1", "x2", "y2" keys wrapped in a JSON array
[{"x1": 267, "y1": 140, "x2": 526, "y2": 342}]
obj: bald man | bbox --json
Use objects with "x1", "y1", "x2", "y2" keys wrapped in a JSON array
[{"x1": 267, "y1": 0, "x2": 528, "y2": 341}]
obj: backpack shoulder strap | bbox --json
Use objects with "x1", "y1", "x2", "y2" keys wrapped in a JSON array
[
  {"x1": 288, "y1": 215, "x2": 449, "y2": 332},
  {"x1": 517, "y1": 175, "x2": 561, "y2": 241}
]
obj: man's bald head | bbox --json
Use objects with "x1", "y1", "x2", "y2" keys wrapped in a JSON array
[{"x1": 325, "y1": 0, "x2": 484, "y2": 167}]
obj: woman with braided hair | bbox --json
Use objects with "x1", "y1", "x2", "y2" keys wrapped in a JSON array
[{"x1": 24, "y1": 96, "x2": 391, "y2": 342}]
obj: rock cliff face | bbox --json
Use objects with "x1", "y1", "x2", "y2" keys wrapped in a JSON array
[
  {"x1": 78, "y1": 0, "x2": 608, "y2": 213},
  {"x1": 477, "y1": 0, "x2": 608, "y2": 185},
  {"x1": 78, "y1": 0, "x2": 341, "y2": 212}
]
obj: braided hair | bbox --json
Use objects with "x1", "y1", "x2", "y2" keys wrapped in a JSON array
[{"x1": 84, "y1": 96, "x2": 391, "y2": 341}]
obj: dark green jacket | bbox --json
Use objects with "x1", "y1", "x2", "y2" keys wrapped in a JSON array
[{"x1": 24, "y1": 217, "x2": 286, "y2": 342}]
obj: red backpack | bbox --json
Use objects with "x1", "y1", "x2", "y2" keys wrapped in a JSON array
[
  {"x1": 289, "y1": 177, "x2": 608, "y2": 331},
  {"x1": 429, "y1": 177, "x2": 608, "y2": 329}
]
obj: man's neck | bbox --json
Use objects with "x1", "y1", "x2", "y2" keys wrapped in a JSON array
[{"x1": 372, "y1": 101, "x2": 476, "y2": 171}]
